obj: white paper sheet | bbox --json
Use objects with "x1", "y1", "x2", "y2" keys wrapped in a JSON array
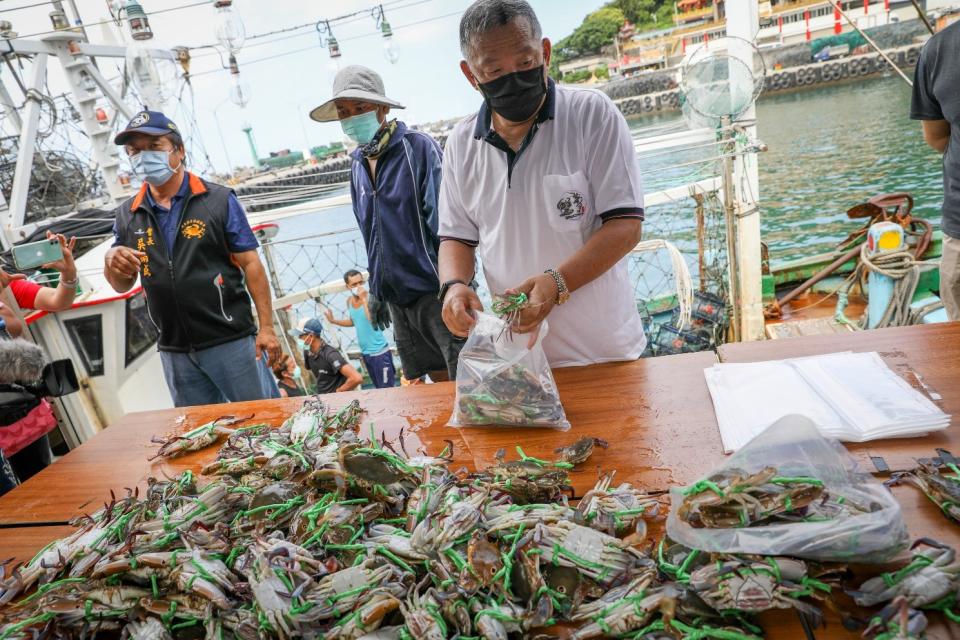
[{"x1": 705, "y1": 351, "x2": 950, "y2": 452}]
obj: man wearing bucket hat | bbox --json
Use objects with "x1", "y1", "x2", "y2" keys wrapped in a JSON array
[
  {"x1": 291, "y1": 318, "x2": 362, "y2": 394},
  {"x1": 311, "y1": 66, "x2": 464, "y2": 383},
  {"x1": 104, "y1": 109, "x2": 282, "y2": 406}
]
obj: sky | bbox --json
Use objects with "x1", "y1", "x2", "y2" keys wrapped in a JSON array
[{"x1": 0, "y1": 0, "x2": 608, "y2": 172}]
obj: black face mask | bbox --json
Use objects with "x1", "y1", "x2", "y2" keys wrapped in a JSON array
[{"x1": 477, "y1": 65, "x2": 547, "y2": 123}]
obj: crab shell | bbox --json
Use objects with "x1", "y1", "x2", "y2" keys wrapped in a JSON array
[{"x1": 689, "y1": 558, "x2": 808, "y2": 612}]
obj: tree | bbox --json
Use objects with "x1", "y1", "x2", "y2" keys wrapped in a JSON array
[
  {"x1": 594, "y1": 65, "x2": 610, "y2": 80},
  {"x1": 563, "y1": 69, "x2": 593, "y2": 84},
  {"x1": 615, "y1": 0, "x2": 659, "y2": 25},
  {"x1": 555, "y1": 6, "x2": 625, "y2": 59}
]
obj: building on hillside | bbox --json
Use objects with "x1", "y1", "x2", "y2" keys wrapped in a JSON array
[
  {"x1": 618, "y1": 31, "x2": 674, "y2": 74},
  {"x1": 558, "y1": 55, "x2": 615, "y2": 79},
  {"x1": 669, "y1": 0, "x2": 923, "y2": 59},
  {"x1": 675, "y1": 0, "x2": 723, "y2": 25}
]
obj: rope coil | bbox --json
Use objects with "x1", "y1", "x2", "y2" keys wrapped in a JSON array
[{"x1": 839, "y1": 242, "x2": 940, "y2": 329}]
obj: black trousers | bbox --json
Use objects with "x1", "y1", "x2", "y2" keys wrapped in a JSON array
[{"x1": 8, "y1": 434, "x2": 53, "y2": 483}]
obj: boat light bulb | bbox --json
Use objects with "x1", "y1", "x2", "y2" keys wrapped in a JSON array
[
  {"x1": 213, "y1": 0, "x2": 246, "y2": 53},
  {"x1": 124, "y1": 0, "x2": 153, "y2": 41}
]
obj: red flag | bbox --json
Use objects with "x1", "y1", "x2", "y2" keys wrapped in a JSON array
[
  {"x1": 834, "y1": 4, "x2": 842, "y2": 33},
  {"x1": 805, "y1": 10, "x2": 811, "y2": 41}
]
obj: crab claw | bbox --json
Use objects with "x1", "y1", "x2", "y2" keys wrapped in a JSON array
[{"x1": 910, "y1": 537, "x2": 951, "y2": 551}]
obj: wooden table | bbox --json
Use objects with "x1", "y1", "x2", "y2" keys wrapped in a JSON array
[
  {"x1": 3, "y1": 325, "x2": 960, "y2": 638},
  {"x1": 0, "y1": 525, "x2": 74, "y2": 566},
  {"x1": 719, "y1": 323, "x2": 960, "y2": 639},
  {"x1": 0, "y1": 351, "x2": 723, "y2": 525}
]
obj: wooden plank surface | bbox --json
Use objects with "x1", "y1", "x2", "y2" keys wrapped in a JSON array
[
  {"x1": 0, "y1": 351, "x2": 724, "y2": 525},
  {"x1": 719, "y1": 323, "x2": 960, "y2": 638},
  {"x1": 718, "y1": 322, "x2": 960, "y2": 474},
  {"x1": 0, "y1": 526, "x2": 74, "y2": 566},
  {"x1": 2, "y1": 325, "x2": 960, "y2": 637}
]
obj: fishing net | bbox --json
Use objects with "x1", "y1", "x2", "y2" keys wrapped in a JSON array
[{"x1": 680, "y1": 36, "x2": 766, "y2": 126}]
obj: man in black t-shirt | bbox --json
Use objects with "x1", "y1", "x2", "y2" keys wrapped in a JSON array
[
  {"x1": 911, "y1": 20, "x2": 960, "y2": 320},
  {"x1": 291, "y1": 318, "x2": 363, "y2": 394}
]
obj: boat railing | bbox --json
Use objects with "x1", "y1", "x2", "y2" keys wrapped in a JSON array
[{"x1": 258, "y1": 165, "x2": 733, "y2": 363}]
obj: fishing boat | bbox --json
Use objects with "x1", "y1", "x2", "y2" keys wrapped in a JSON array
[{"x1": 0, "y1": 0, "x2": 945, "y2": 449}]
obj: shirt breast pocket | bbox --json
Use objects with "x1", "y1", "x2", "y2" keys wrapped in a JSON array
[{"x1": 542, "y1": 172, "x2": 593, "y2": 235}]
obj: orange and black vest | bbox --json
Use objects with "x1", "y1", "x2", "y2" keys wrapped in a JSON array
[{"x1": 113, "y1": 173, "x2": 256, "y2": 352}]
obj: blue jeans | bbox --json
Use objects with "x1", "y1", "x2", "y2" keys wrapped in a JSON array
[
  {"x1": 160, "y1": 336, "x2": 281, "y2": 407},
  {"x1": 361, "y1": 350, "x2": 397, "y2": 389}
]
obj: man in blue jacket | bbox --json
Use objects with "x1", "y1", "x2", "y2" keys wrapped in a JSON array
[{"x1": 311, "y1": 66, "x2": 462, "y2": 381}]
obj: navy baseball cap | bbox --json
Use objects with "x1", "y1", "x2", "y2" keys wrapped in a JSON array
[
  {"x1": 114, "y1": 110, "x2": 180, "y2": 145},
  {"x1": 288, "y1": 317, "x2": 324, "y2": 338}
]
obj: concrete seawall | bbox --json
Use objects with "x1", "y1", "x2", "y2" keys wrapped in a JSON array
[{"x1": 613, "y1": 43, "x2": 922, "y2": 117}]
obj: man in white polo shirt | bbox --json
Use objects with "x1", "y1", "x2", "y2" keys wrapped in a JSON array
[{"x1": 438, "y1": 0, "x2": 646, "y2": 367}]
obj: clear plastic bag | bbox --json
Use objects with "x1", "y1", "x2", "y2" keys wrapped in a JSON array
[
  {"x1": 666, "y1": 414, "x2": 908, "y2": 562},
  {"x1": 449, "y1": 313, "x2": 570, "y2": 430}
]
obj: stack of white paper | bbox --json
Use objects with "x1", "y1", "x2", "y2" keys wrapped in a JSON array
[{"x1": 704, "y1": 351, "x2": 951, "y2": 453}]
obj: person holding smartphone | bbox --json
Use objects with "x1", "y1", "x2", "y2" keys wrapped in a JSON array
[
  {"x1": 3, "y1": 232, "x2": 79, "y2": 317},
  {"x1": 0, "y1": 231, "x2": 79, "y2": 483}
]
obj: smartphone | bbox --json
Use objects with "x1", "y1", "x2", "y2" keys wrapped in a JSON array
[{"x1": 11, "y1": 239, "x2": 63, "y2": 271}]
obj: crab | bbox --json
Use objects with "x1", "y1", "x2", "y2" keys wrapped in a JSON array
[
  {"x1": 302, "y1": 558, "x2": 408, "y2": 619},
  {"x1": 529, "y1": 519, "x2": 648, "y2": 588},
  {"x1": 323, "y1": 590, "x2": 401, "y2": 639},
  {"x1": 400, "y1": 589, "x2": 447, "y2": 640},
  {"x1": 888, "y1": 460, "x2": 960, "y2": 524},
  {"x1": 677, "y1": 466, "x2": 825, "y2": 528},
  {"x1": 471, "y1": 448, "x2": 574, "y2": 504},
  {"x1": 555, "y1": 436, "x2": 608, "y2": 465},
  {"x1": 410, "y1": 489, "x2": 489, "y2": 554},
  {"x1": 576, "y1": 473, "x2": 661, "y2": 538},
  {"x1": 149, "y1": 414, "x2": 253, "y2": 459},
  {"x1": 470, "y1": 595, "x2": 552, "y2": 640},
  {"x1": 569, "y1": 583, "x2": 683, "y2": 640},
  {"x1": 863, "y1": 596, "x2": 928, "y2": 640},
  {"x1": 694, "y1": 553, "x2": 861, "y2": 633},
  {"x1": 121, "y1": 617, "x2": 172, "y2": 640},
  {"x1": 852, "y1": 538, "x2": 960, "y2": 608}
]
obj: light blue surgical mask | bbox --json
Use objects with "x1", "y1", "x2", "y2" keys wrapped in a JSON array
[
  {"x1": 292, "y1": 366, "x2": 302, "y2": 379},
  {"x1": 341, "y1": 111, "x2": 382, "y2": 145},
  {"x1": 131, "y1": 149, "x2": 181, "y2": 186},
  {"x1": 296, "y1": 338, "x2": 307, "y2": 351}
]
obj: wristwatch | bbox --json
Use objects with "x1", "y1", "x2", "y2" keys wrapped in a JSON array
[
  {"x1": 544, "y1": 268, "x2": 571, "y2": 305},
  {"x1": 438, "y1": 279, "x2": 467, "y2": 303}
]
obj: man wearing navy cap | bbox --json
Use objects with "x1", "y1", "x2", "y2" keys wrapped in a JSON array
[
  {"x1": 291, "y1": 318, "x2": 363, "y2": 394},
  {"x1": 104, "y1": 110, "x2": 282, "y2": 407}
]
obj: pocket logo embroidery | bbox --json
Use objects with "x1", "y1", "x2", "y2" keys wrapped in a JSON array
[
  {"x1": 181, "y1": 219, "x2": 207, "y2": 240},
  {"x1": 557, "y1": 191, "x2": 587, "y2": 221}
]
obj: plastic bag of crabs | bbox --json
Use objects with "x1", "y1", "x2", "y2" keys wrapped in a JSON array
[
  {"x1": 449, "y1": 313, "x2": 570, "y2": 430},
  {"x1": 666, "y1": 414, "x2": 909, "y2": 563}
]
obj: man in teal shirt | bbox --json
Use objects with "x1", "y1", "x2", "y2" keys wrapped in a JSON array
[{"x1": 325, "y1": 270, "x2": 398, "y2": 388}]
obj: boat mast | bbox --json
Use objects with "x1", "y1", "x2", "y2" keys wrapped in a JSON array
[
  {"x1": 726, "y1": 0, "x2": 765, "y2": 341},
  {"x1": 0, "y1": 31, "x2": 174, "y2": 250}
]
